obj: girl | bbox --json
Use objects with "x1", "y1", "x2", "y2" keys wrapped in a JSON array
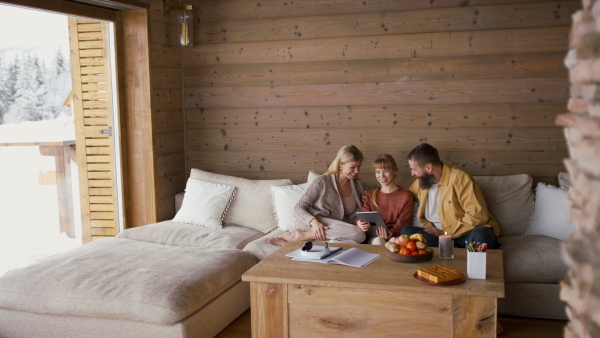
[{"x1": 357, "y1": 154, "x2": 414, "y2": 245}]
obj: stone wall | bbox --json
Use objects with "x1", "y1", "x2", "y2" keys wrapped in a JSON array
[{"x1": 557, "y1": 0, "x2": 600, "y2": 336}]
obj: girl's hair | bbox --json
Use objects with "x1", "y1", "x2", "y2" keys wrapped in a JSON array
[
  {"x1": 325, "y1": 145, "x2": 364, "y2": 175},
  {"x1": 370, "y1": 154, "x2": 398, "y2": 208}
]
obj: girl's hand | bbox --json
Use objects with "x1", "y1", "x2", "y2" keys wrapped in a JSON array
[
  {"x1": 376, "y1": 227, "x2": 391, "y2": 240},
  {"x1": 356, "y1": 219, "x2": 370, "y2": 232}
]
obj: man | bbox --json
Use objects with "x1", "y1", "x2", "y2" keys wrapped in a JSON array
[{"x1": 400, "y1": 143, "x2": 500, "y2": 249}]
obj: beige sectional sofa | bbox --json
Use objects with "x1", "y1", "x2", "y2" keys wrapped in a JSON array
[{"x1": 0, "y1": 169, "x2": 570, "y2": 337}]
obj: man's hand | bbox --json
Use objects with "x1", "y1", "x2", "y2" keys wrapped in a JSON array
[{"x1": 422, "y1": 226, "x2": 445, "y2": 237}]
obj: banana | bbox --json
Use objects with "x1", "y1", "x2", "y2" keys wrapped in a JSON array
[{"x1": 410, "y1": 233, "x2": 427, "y2": 244}]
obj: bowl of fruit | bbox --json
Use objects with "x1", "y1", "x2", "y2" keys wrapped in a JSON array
[{"x1": 385, "y1": 234, "x2": 433, "y2": 263}]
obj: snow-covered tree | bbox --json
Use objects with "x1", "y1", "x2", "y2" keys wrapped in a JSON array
[
  {"x1": 0, "y1": 47, "x2": 70, "y2": 124},
  {"x1": 0, "y1": 58, "x2": 8, "y2": 124},
  {"x1": 43, "y1": 47, "x2": 71, "y2": 119},
  {"x1": 5, "y1": 53, "x2": 46, "y2": 122}
]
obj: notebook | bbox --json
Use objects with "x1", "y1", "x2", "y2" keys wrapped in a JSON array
[{"x1": 286, "y1": 246, "x2": 381, "y2": 268}]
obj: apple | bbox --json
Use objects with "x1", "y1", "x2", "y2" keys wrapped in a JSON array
[{"x1": 395, "y1": 235, "x2": 411, "y2": 247}]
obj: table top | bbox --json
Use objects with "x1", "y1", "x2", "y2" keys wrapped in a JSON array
[{"x1": 242, "y1": 242, "x2": 505, "y2": 298}]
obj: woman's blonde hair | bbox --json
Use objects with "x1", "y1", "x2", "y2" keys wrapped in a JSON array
[
  {"x1": 370, "y1": 154, "x2": 398, "y2": 208},
  {"x1": 325, "y1": 145, "x2": 364, "y2": 175}
]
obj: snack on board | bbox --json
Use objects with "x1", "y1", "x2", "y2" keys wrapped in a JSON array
[{"x1": 417, "y1": 266, "x2": 463, "y2": 283}]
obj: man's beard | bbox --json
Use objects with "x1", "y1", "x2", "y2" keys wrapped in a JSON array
[{"x1": 418, "y1": 172, "x2": 435, "y2": 189}]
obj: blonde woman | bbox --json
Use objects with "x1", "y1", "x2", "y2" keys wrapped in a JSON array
[
  {"x1": 268, "y1": 145, "x2": 368, "y2": 246},
  {"x1": 357, "y1": 154, "x2": 413, "y2": 245}
]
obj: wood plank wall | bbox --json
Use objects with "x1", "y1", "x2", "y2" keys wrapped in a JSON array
[
  {"x1": 144, "y1": 0, "x2": 187, "y2": 221},
  {"x1": 177, "y1": 1, "x2": 578, "y2": 211}
]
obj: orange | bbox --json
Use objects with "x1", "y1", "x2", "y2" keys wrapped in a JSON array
[
  {"x1": 411, "y1": 251, "x2": 419, "y2": 255},
  {"x1": 399, "y1": 247, "x2": 411, "y2": 255},
  {"x1": 406, "y1": 241, "x2": 417, "y2": 252},
  {"x1": 417, "y1": 250, "x2": 428, "y2": 255}
]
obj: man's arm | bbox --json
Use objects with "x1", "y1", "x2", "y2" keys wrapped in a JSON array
[{"x1": 447, "y1": 176, "x2": 492, "y2": 238}]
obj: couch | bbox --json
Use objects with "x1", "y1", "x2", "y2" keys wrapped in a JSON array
[{"x1": 0, "y1": 169, "x2": 570, "y2": 337}]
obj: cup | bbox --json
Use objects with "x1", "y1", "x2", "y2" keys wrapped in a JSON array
[
  {"x1": 467, "y1": 251, "x2": 487, "y2": 279},
  {"x1": 439, "y1": 234, "x2": 454, "y2": 259}
]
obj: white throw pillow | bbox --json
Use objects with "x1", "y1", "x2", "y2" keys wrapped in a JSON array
[
  {"x1": 173, "y1": 178, "x2": 235, "y2": 229},
  {"x1": 271, "y1": 183, "x2": 310, "y2": 231},
  {"x1": 525, "y1": 182, "x2": 576, "y2": 241}
]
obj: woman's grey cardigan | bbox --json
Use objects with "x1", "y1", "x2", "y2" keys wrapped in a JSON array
[{"x1": 293, "y1": 174, "x2": 367, "y2": 231}]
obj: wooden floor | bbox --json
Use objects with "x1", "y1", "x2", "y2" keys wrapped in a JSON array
[{"x1": 215, "y1": 309, "x2": 568, "y2": 337}]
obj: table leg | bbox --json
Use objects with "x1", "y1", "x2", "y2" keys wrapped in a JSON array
[
  {"x1": 250, "y1": 282, "x2": 287, "y2": 338},
  {"x1": 452, "y1": 295, "x2": 497, "y2": 337}
]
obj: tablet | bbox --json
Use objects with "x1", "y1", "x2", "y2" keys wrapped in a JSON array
[{"x1": 356, "y1": 211, "x2": 387, "y2": 237}]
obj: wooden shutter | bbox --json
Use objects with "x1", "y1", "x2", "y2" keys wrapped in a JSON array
[{"x1": 68, "y1": 17, "x2": 119, "y2": 243}]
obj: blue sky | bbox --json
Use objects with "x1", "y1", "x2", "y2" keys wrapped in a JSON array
[{"x1": 0, "y1": 4, "x2": 70, "y2": 63}]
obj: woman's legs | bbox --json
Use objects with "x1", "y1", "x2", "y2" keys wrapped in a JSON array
[
  {"x1": 267, "y1": 229, "x2": 317, "y2": 246},
  {"x1": 321, "y1": 218, "x2": 366, "y2": 244},
  {"x1": 268, "y1": 218, "x2": 366, "y2": 246}
]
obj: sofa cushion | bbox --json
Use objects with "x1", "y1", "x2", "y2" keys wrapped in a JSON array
[
  {"x1": 190, "y1": 168, "x2": 293, "y2": 233},
  {"x1": 525, "y1": 182, "x2": 576, "y2": 241},
  {"x1": 271, "y1": 183, "x2": 310, "y2": 231},
  {"x1": 172, "y1": 178, "x2": 235, "y2": 229},
  {"x1": 474, "y1": 174, "x2": 534, "y2": 237},
  {"x1": 499, "y1": 235, "x2": 568, "y2": 283},
  {"x1": 118, "y1": 220, "x2": 264, "y2": 250},
  {"x1": 0, "y1": 238, "x2": 257, "y2": 325}
]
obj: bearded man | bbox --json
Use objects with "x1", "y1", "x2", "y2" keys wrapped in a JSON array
[{"x1": 399, "y1": 143, "x2": 500, "y2": 248}]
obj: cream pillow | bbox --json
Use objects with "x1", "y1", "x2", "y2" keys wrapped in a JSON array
[
  {"x1": 525, "y1": 182, "x2": 576, "y2": 241},
  {"x1": 271, "y1": 183, "x2": 310, "y2": 231},
  {"x1": 190, "y1": 168, "x2": 293, "y2": 233},
  {"x1": 172, "y1": 178, "x2": 235, "y2": 229}
]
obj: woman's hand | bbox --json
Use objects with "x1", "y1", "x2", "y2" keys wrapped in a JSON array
[
  {"x1": 356, "y1": 219, "x2": 370, "y2": 232},
  {"x1": 376, "y1": 226, "x2": 391, "y2": 240},
  {"x1": 310, "y1": 218, "x2": 329, "y2": 241}
]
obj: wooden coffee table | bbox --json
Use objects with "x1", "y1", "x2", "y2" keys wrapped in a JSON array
[{"x1": 242, "y1": 242, "x2": 504, "y2": 337}]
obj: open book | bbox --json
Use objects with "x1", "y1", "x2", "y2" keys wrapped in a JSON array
[{"x1": 286, "y1": 246, "x2": 382, "y2": 268}]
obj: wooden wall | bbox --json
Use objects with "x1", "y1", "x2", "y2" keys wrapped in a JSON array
[
  {"x1": 145, "y1": 0, "x2": 187, "y2": 221},
  {"x1": 178, "y1": 0, "x2": 578, "y2": 194}
]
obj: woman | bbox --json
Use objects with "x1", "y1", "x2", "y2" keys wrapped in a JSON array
[
  {"x1": 268, "y1": 145, "x2": 368, "y2": 245},
  {"x1": 357, "y1": 154, "x2": 413, "y2": 245}
]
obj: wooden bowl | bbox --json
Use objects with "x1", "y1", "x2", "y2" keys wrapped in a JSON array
[{"x1": 386, "y1": 250, "x2": 433, "y2": 263}]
